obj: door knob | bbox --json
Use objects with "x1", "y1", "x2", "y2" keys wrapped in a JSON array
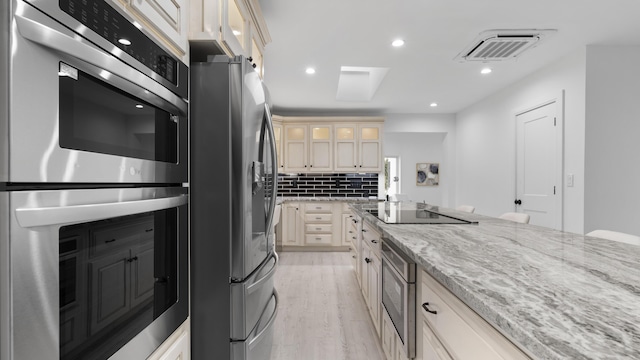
[{"x1": 514, "y1": 199, "x2": 522, "y2": 205}]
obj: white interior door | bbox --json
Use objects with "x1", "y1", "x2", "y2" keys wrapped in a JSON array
[{"x1": 516, "y1": 100, "x2": 563, "y2": 230}]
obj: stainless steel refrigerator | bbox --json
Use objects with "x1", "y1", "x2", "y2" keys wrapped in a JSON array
[{"x1": 190, "y1": 55, "x2": 278, "y2": 360}]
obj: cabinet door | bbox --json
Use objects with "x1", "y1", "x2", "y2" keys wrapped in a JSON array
[
  {"x1": 89, "y1": 249, "x2": 131, "y2": 335},
  {"x1": 341, "y1": 214, "x2": 352, "y2": 246},
  {"x1": 251, "y1": 35, "x2": 265, "y2": 78},
  {"x1": 221, "y1": 0, "x2": 250, "y2": 55},
  {"x1": 282, "y1": 203, "x2": 301, "y2": 246},
  {"x1": 359, "y1": 125, "x2": 382, "y2": 172},
  {"x1": 361, "y1": 246, "x2": 370, "y2": 306},
  {"x1": 130, "y1": 241, "x2": 155, "y2": 308},
  {"x1": 381, "y1": 312, "x2": 396, "y2": 360},
  {"x1": 422, "y1": 318, "x2": 453, "y2": 360},
  {"x1": 309, "y1": 125, "x2": 333, "y2": 171},
  {"x1": 130, "y1": 0, "x2": 188, "y2": 54},
  {"x1": 157, "y1": 327, "x2": 190, "y2": 360},
  {"x1": 334, "y1": 125, "x2": 358, "y2": 171},
  {"x1": 368, "y1": 254, "x2": 381, "y2": 336},
  {"x1": 283, "y1": 125, "x2": 308, "y2": 172}
]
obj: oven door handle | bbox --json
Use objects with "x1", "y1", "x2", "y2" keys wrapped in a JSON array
[
  {"x1": 14, "y1": 12, "x2": 187, "y2": 116},
  {"x1": 15, "y1": 195, "x2": 188, "y2": 228}
]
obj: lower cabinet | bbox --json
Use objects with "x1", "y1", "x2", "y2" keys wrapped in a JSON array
[
  {"x1": 147, "y1": 318, "x2": 190, "y2": 360},
  {"x1": 418, "y1": 269, "x2": 531, "y2": 360},
  {"x1": 421, "y1": 316, "x2": 453, "y2": 360},
  {"x1": 281, "y1": 202, "x2": 303, "y2": 246},
  {"x1": 278, "y1": 201, "x2": 356, "y2": 249},
  {"x1": 360, "y1": 221, "x2": 382, "y2": 338}
]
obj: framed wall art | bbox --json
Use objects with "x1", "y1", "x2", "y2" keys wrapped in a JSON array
[{"x1": 416, "y1": 163, "x2": 439, "y2": 186}]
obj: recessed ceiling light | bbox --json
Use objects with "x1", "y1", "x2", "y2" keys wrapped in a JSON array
[
  {"x1": 481, "y1": 67, "x2": 492, "y2": 74},
  {"x1": 136, "y1": 104, "x2": 144, "y2": 109},
  {"x1": 305, "y1": 67, "x2": 316, "y2": 75},
  {"x1": 392, "y1": 39, "x2": 405, "y2": 47},
  {"x1": 118, "y1": 38, "x2": 132, "y2": 46},
  {"x1": 232, "y1": 30, "x2": 242, "y2": 36},
  {"x1": 430, "y1": 102, "x2": 438, "y2": 107}
]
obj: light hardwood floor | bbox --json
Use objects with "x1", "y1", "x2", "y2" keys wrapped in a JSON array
[{"x1": 270, "y1": 252, "x2": 385, "y2": 360}]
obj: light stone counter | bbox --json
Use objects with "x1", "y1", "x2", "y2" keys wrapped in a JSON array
[
  {"x1": 350, "y1": 202, "x2": 640, "y2": 360},
  {"x1": 277, "y1": 196, "x2": 381, "y2": 203}
]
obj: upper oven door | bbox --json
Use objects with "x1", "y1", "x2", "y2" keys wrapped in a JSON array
[{"x1": 6, "y1": 1, "x2": 188, "y2": 184}]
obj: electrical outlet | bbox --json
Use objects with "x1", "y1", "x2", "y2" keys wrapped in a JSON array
[{"x1": 566, "y1": 174, "x2": 574, "y2": 187}]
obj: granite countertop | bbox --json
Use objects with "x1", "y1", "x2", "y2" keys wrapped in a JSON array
[
  {"x1": 350, "y1": 202, "x2": 640, "y2": 360},
  {"x1": 278, "y1": 196, "x2": 382, "y2": 202}
]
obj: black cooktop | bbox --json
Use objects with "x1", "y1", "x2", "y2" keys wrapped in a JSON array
[{"x1": 366, "y1": 202, "x2": 477, "y2": 224}]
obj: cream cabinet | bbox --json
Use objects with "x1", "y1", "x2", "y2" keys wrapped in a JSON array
[
  {"x1": 147, "y1": 319, "x2": 190, "y2": 360},
  {"x1": 283, "y1": 124, "x2": 333, "y2": 173},
  {"x1": 277, "y1": 202, "x2": 356, "y2": 249},
  {"x1": 105, "y1": 0, "x2": 188, "y2": 60},
  {"x1": 274, "y1": 116, "x2": 384, "y2": 173},
  {"x1": 280, "y1": 202, "x2": 303, "y2": 246},
  {"x1": 418, "y1": 269, "x2": 531, "y2": 360},
  {"x1": 282, "y1": 125, "x2": 308, "y2": 172},
  {"x1": 360, "y1": 220, "x2": 382, "y2": 338},
  {"x1": 335, "y1": 124, "x2": 383, "y2": 172},
  {"x1": 190, "y1": 0, "x2": 271, "y2": 70}
]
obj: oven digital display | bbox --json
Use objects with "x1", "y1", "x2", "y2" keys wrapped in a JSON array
[{"x1": 59, "y1": 0, "x2": 178, "y2": 85}]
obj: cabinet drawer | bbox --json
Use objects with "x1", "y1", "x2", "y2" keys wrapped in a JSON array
[
  {"x1": 420, "y1": 270, "x2": 530, "y2": 360},
  {"x1": 305, "y1": 203, "x2": 332, "y2": 212},
  {"x1": 304, "y1": 213, "x2": 332, "y2": 223},
  {"x1": 361, "y1": 221, "x2": 381, "y2": 255},
  {"x1": 305, "y1": 224, "x2": 333, "y2": 233},
  {"x1": 305, "y1": 234, "x2": 332, "y2": 245}
]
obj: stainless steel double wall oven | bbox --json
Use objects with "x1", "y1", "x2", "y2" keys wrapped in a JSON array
[{"x1": 1, "y1": 1, "x2": 189, "y2": 359}]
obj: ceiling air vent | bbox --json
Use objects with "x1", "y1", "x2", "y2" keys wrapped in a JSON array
[{"x1": 455, "y1": 29, "x2": 556, "y2": 62}]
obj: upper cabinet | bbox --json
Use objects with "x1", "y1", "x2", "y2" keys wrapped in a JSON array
[
  {"x1": 274, "y1": 116, "x2": 384, "y2": 174},
  {"x1": 335, "y1": 124, "x2": 383, "y2": 172},
  {"x1": 189, "y1": 0, "x2": 271, "y2": 75},
  {"x1": 106, "y1": 0, "x2": 189, "y2": 61}
]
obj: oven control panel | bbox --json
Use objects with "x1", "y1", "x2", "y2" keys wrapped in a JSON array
[{"x1": 59, "y1": 0, "x2": 178, "y2": 85}]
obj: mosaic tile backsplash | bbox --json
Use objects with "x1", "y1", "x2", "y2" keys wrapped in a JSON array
[{"x1": 277, "y1": 173, "x2": 379, "y2": 198}]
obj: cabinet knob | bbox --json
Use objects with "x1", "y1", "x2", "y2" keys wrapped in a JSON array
[
  {"x1": 371, "y1": 239, "x2": 378, "y2": 244},
  {"x1": 422, "y1": 302, "x2": 438, "y2": 315},
  {"x1": 362, "y1": 229, "x2": 367, "y2": 233},
  {"x1": 364, "y1": 257, "x2": 371, "y2": 264}
]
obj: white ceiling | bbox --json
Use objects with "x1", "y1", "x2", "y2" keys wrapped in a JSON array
[{"x1": 258, "y1": 0, "x2": 640, "y2": 115}]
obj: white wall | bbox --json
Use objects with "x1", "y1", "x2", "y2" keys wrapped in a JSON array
[
  {"x1": 383, "y1": 114, "x2": 456, "y2": 207},
  {"x1": 384, "y1": 132, "x2": 446, "y2": 204},
  {"x1": 584, "y1": 46, "x2": 640, "y2": 236},
  {"x1": 455, "y1": 49, "x2": 586, "y2": 234}
]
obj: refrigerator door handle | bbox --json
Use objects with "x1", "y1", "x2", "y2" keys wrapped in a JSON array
[
  {"x1": 263, "y1": 103, "x2": 278, "y2": 235},
  {"x1": 247, "y1": 252, "x2": 279, "y2": 294}
]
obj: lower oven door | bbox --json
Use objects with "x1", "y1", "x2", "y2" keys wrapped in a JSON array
[
  {"x1": 381, "y1": 255, "x2": 416, "y2": 358},
  {"x1": 1, "y1": 187, "x2": 188, "y2": 360}
]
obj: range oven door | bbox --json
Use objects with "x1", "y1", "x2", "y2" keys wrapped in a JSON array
[
  {"x1": 1, "y1": 187, "x2": 188, "y2": 360},
  {"x1": 5, "y1": 1, "x2": 188, "y2": 184}
]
